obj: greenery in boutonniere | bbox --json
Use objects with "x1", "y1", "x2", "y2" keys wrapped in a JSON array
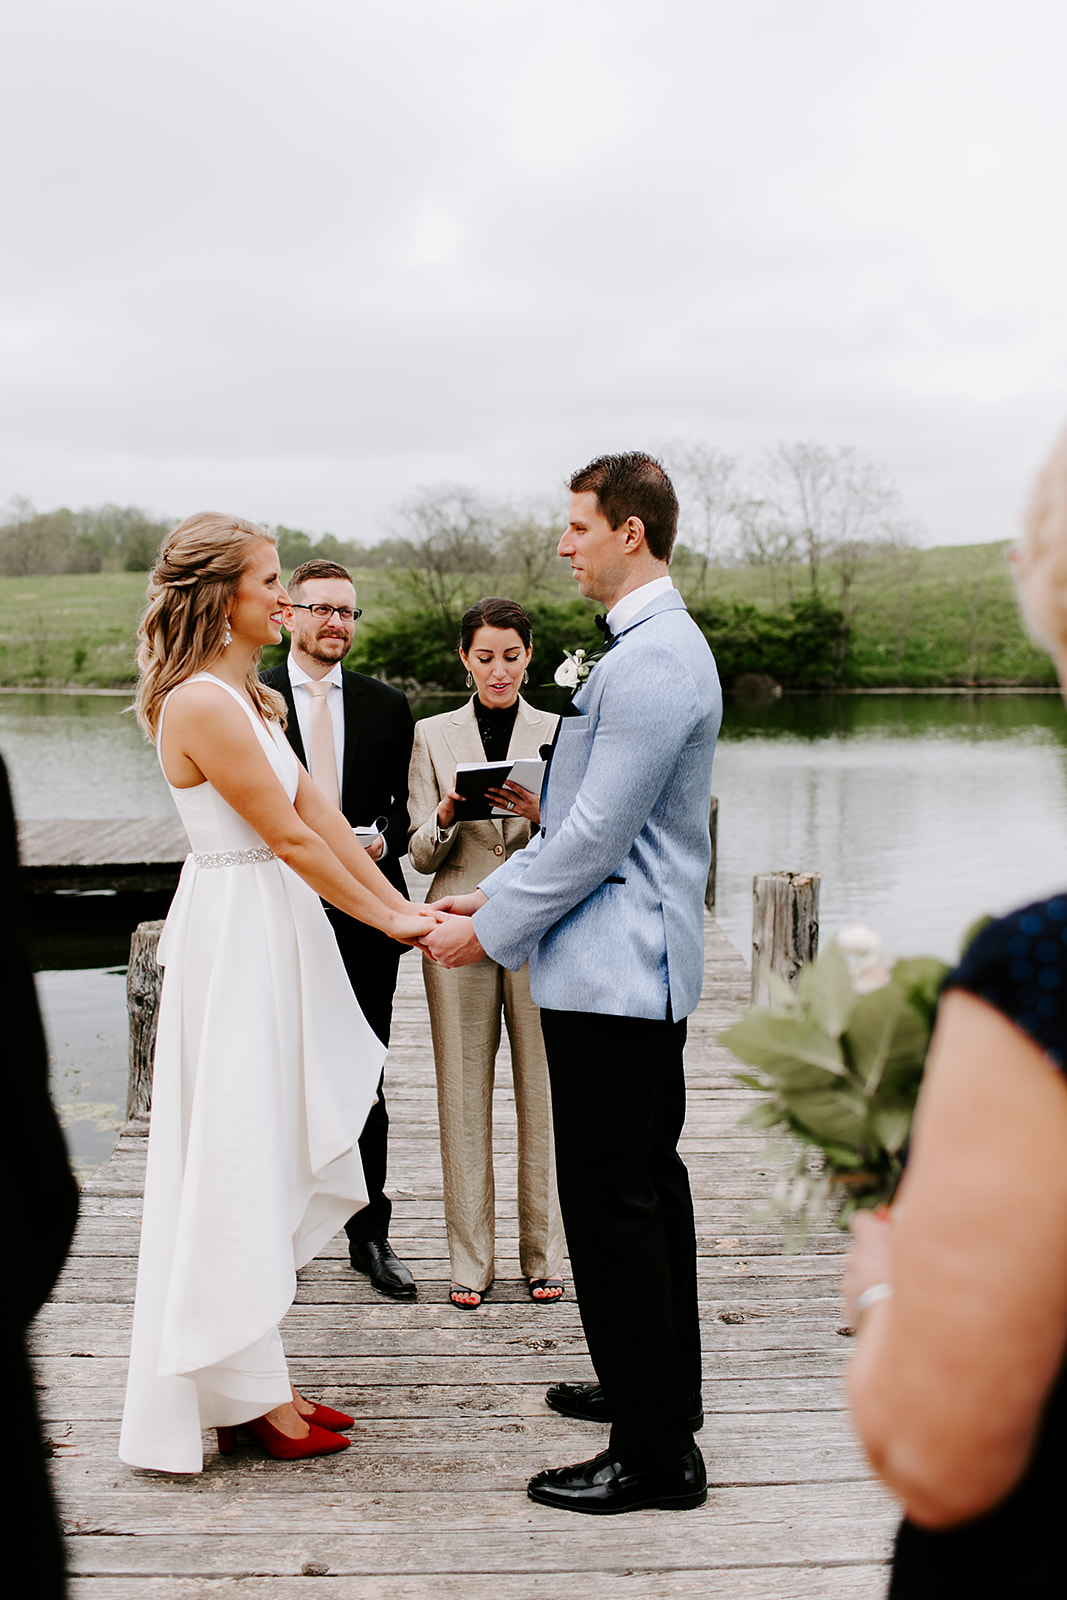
[
  {"x1": 719, "y1": 925, "x2": 971, "y2": 1241},
  {"x1": 551, "y1": 644, "x2": 604, "y2": 689}
]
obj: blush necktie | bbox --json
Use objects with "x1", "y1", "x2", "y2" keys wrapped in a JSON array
[{"x1": 304, "y1": 679, "x2": 341, "y2": 809}]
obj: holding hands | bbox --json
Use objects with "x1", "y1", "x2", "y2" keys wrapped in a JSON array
[{"x1": 420, "y1": 891, "x2": 488, "y2": 968}]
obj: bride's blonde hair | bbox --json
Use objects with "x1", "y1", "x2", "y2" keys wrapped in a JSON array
[{"x1": 134, "y1": 512, "x2": 288, "y2": 739}]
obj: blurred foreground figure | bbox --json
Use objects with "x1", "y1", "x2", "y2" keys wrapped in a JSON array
[
  {"x1": 1, "y1": 754, "x2": 78, "y2": 1596},
  {"x1": 845, "y1": 423, "x2": 1067, "y2": 1595}
]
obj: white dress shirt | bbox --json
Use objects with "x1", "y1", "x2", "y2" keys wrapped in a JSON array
[
  {"x1": 606, "y1": 574, "x2": 675, "y2": 636},
  {"x1": 286, "y1": 657, "x2": 345, "y2": 798}
]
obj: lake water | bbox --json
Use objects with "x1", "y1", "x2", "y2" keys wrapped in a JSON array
[{"x1": 7, "y1": 687, "x2": 1067, "y2": 1177}]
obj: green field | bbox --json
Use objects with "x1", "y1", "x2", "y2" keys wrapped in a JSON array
[{"x1": 0, "y1": 542, "x2": 1053, "y2": 690}]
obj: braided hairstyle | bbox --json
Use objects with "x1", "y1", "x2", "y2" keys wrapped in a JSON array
[{"x1": 134, "y1": 511, "x2": 287, "y2": 739}]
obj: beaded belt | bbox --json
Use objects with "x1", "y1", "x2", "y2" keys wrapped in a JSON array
[{"x1": 193, "y1": 846, "x2": 275, "y2": 869}]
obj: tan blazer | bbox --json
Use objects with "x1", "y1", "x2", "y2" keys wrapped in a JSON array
[{"x1": 408, "y1": 696, "x2": 559, "y2": 901}]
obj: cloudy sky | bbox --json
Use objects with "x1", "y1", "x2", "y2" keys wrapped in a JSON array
[{"x1": 2, "y1": 0, "x2": 1065, "y2": 547}]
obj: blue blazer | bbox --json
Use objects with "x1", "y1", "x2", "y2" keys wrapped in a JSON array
[{"x1": 473, "y1": 588, "x2": 722, "y2": 1021}]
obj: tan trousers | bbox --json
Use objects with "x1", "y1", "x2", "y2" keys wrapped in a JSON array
[{"x1": 422, "y1": 953, "x2": 565, "y2": 1293}]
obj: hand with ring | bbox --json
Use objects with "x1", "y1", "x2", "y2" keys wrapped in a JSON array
[{"x1": 484, "y1": 780, "x2": 540, "y2": 826}]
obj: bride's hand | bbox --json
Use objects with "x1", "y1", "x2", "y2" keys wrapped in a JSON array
[{"x1": 387, "y1": 908, "x2": 444, "y2": 946}]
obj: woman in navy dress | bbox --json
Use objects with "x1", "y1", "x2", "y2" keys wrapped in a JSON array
[{"x1": 844, "y1": 424, "x2": 1067, "y2": 1593}]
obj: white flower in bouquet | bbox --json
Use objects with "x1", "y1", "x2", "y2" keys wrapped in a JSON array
[{"x1": 836, "y1": 924, "x2": 894, "y2": 994}]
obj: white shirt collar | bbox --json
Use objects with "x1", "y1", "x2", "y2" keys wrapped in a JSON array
[
  {"x1": 606, "y1": 574, "x2": 675, "y2": 635},
  {"x1": 287, "y1": 656, "x2": 344, "y2": 691}
]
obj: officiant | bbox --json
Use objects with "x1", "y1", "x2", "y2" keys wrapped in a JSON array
[{"x1": 407, "y1": 597, "x2": 564, "y2": 1309}]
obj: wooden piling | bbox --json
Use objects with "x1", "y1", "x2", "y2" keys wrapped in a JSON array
[
  {"x1": 705, "y1": 794, "x2": 718, "y2": 912},
  {"x1": 126, "y1": 919, "x2": 164, "y2": 1121},
  {"x1": 751, "y1": 870, "x2": 821, "y2": 1005}
]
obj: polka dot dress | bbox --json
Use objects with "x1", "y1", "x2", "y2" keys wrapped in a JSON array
[{"x1": 948, "y1": 895, "x2": 1067, "y2": 1068}]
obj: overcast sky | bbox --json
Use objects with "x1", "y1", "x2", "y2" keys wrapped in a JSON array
[{"x1": 3, "y1": 0, "x2": 1065, "y2": 548}]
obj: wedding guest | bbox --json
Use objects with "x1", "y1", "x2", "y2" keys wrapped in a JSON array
[
  {"x1": 120, "y1": 514, "x2": 438, "y2": 1472},
  {"x1": 1, "y1": 754, "x2": 78, "y2": 1596},
  {"x1": 262, "y1": 560, "x2": 418, "y2": 1302},
  {"x1": 407, "y1": 597, "x2": 565, "y2": 1307},
  {"x1": 844, "y1": 423, "x2": 1067, "y2": 1592}
]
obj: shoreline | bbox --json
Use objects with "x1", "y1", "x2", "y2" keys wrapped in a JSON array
[{"x1": 0, "y1": 682, "x2": 1060, "y2": 699}]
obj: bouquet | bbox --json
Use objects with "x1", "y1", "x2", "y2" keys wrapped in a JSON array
[{"x1": 720, "y1": 926, "x2": 957, "y2": 1239}]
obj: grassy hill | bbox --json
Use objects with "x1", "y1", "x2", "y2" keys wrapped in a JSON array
[{"x1": 0, "y1": 541, "x2": 1053, "y2": 690}]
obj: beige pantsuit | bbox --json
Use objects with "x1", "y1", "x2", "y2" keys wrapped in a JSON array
[{"x1": 408, "y1": 696, "x2": 565, "y2": 1293}]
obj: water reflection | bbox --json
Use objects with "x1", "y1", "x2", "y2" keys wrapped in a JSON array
[
  {"x1": 713, "y1": 691, "x2": 1067, "y2": 963},
  {"x1": 7, "y1": 688, "x2": 1067, "y2": 1176}
]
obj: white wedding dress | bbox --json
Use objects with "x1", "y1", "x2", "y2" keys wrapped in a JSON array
[{"x1": 119, "y1": 674, "x2": 386, "y2": 1472}]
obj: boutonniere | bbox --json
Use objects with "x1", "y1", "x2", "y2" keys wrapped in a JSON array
[{"x1": 552, "y1": 645, "x2": 604, "y2": 690}]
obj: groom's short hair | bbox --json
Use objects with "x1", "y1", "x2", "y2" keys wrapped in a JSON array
[
  {"x1": 569, "y1": 452, "x2": 679, "y2": 562},
  {"x1": 288, "y1": 559, "x2": 354, "y2": 594}
]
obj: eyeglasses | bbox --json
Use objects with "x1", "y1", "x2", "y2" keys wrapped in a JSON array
[{"x1": 288, "y1": 603, "x2": 363, "y2": 623}]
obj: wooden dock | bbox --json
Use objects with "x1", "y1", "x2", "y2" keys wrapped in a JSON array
[
  {"x1": 34, "y1": 912, "x2": 896, "y2": 1598},
  {"x1": 19, "y1": 819, "x2": 187, "y2": 895}
]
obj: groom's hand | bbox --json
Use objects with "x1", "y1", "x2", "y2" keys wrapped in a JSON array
[
  {"x1": 422, "y1": 912, "x2": 487, "y2": 968},
  {"x1": 427, "y1": 891, "x2": 487, "y2": 918}
]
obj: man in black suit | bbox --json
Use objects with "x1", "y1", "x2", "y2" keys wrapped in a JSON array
[{"x1": 262, "y1": 559, "x2": 417, "y2": 1299}]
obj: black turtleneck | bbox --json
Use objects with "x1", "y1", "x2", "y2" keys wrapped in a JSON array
[{"x1": 473, "y1": 697, "x2": 519, "y2": 762}]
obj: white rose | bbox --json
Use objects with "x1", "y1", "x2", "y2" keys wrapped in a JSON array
[
  {"x1": 554, "y1": 656, "x2": 580, "y2": 688},
  {"x1": 835, "y1": 924, "x2": 893, "y2": 994}
]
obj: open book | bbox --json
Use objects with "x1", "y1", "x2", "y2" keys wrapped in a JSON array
[{"x1": 453, "y1": 758, "x2": 546, "y2": 821}]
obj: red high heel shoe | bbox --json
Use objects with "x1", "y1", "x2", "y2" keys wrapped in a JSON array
[
  {"x1": 302, "y1": 1402, "x2": 354, "y2": 1431},
  {"x1": 216, "y1": 1415, "x2": 349, "y2": 1460}
]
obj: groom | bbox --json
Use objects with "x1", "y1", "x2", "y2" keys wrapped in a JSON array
[{"x1": 424, "y1": 452, "x2": 721, "y2": 1514}]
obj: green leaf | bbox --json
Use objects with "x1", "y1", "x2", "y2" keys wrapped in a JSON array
[
  {"x1": 845, "y1": 984, "x2": 929, "y2": 1098},
  {"x1": 738, "y1": 1101, "x2": 787, "y2": 1131},
  {"x1": 720, "y1": 1012, "x2": 847, "y2": 1080},
  {"x1": 756, "y1": 969, "x2": 799, "y2": 1010},
  {"x1": 796, "y1": 942, "x2": 856, "y2": 1038},
  {"x1": 891, "y1": 956, "x2": 951, "y2": 1029},
  {"x1": 786, "y1": 1085, "x2": 869, "y2": 1146},
  {"x1": 869, "y1": 1101, "x2": 914, "y2": 1156}
]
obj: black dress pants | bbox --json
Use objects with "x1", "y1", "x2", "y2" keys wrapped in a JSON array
[
  {"x1": 539, "y1": 1006, "x2": 701, "y2": 1464},
  {"x1": 327, "y1": 908, "x2": 405, "y2": 1246}
]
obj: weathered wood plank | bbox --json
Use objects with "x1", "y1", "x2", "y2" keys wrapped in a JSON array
[{"x1": 36, "y1": 909, "x2": 892, "y2": 1597}]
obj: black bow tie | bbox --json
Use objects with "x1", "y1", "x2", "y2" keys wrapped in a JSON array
[{"x1": 594, "y1": 614, "x2": 613, "y2": 641}]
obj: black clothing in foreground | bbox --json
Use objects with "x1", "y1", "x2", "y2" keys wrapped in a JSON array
[
  {"x1": 1, "y1": 754, "x2": 79, "y2": 1597},
  {"x1": 890, "y1": 895, "x2": 1067, "y2": 1597}
]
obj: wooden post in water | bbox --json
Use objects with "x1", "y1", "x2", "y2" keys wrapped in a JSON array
[
  {"x1": 705, "y1": 795, "x2": 718, "y2": 912},
  {"x1": 127, "y1": 919, "x2": 164, "y2": 1121},
  {"x1": 751, "y1": 871, "x2": 820, "y2": 1005}
]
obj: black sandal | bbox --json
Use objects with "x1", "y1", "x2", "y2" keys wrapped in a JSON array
[
  {"x1": 528, "y1": 1278, "x2": 565, "y2": 1302},
  {"x1": 449, "y1": 1284, "x2": 489, "y2": 1309}
]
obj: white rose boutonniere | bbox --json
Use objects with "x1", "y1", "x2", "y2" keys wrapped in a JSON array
[{"x1": 553, "y1": 646, "x2": 602, "y2": 689}]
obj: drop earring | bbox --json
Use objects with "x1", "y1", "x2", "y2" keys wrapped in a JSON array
[
  {"x1": 522, "y1": 669, "x2": 529, "y2": 685},
  {"x1": 223, "y1": 617, "x2": 233, "y2": 647},
  {"x1": 465, "y1": 672, "x2": 473, "y2": 689}
]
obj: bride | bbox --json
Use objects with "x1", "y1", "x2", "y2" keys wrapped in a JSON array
[{"x1": 119, "y1": 513, "x2": 440, "y2": 1473}]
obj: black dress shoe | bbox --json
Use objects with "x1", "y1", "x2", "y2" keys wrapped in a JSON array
[
  {"x1": 528, "y1": 1446, "x2": 707, "y2": 1515},
  {"x1": 348, "y1": 1237, "x2": 416, "y2": 1299},
  {"x1": 546, "y1": 1380, "x2": 704, "y2": 1431}
]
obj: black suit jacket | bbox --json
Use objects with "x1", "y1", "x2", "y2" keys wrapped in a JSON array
[{"x1": 260, "y1": 660, "x2": 414, "y2": 901}]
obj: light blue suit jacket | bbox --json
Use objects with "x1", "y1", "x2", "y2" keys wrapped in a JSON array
[{"x1": 473, "y1": 588, "x2": 722, "y2": 1021}]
